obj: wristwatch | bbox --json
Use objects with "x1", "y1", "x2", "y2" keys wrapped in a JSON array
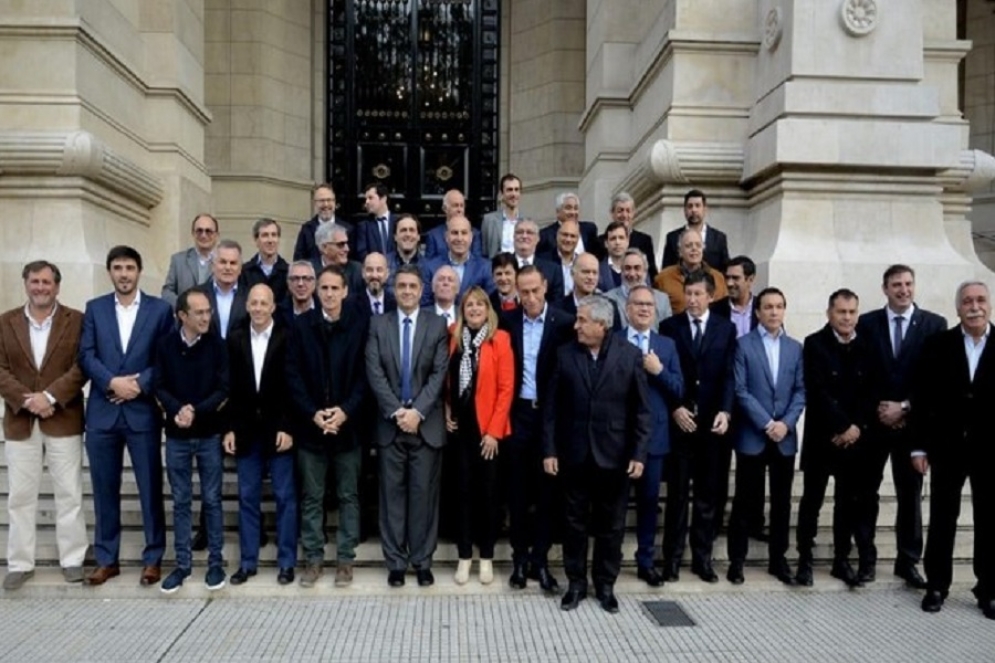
[{"x1": 900, "y1": 400, "x2": 911, "y2": 413}]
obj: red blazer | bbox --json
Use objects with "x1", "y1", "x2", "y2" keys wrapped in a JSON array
[{"x1": 448, "y1": 328, "x2": 514, "y2": 439}]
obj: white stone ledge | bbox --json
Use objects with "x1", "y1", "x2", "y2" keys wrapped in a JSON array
[
  {"x1": 0, "y1": 131, "x2": 165, "y2": 210},
  {"x1": 616, "y1": 140, "x2": 746, "y2": 204}
]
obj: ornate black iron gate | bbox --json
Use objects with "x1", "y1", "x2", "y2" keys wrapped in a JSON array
[{"x1": 328, "y1": 0, "x2": 500, "y2": 228}]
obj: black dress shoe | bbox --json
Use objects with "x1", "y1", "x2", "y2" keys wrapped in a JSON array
[
  {"x1": 560, "y1": 585, "x2": 586, "y2": 611},
  {"x1": 726, "y1": 562, "x2": 744, "y2": 585},
  {"x1": 979, "y1": 598, "x2": 995, "y2": 620},
  {"x1": 637, "y1": 566, "x2": 665, "y2": 588},
  {"x1": 597, "y1": 587, "x2": 619, "y2": 614},
  {"x1": 388, "y1": 570, "x2": 406, "y2": 587},
  {"x1": 535, "y1": 566, "x2": 560, "y2": 593},
  {"x1": 191, "y1": 529, "x2": 208, "y2": 552},
  {"x1": 662, "y1": 561, "x2": 680, "y2": 582},
  {"x1": 895, "y1": 564, "x2": 927, "y2": 590},
  {"x1": 830, "y1": 560, "x2": 862, "y2": 588},
  {"x1": 277, "y1": 567, "x2": 295, "y2": 585},
  {"x1": 921, "y1": 589, "x2": 945, "y2": 613},
  {"x1": 691, "y1": 561, "x2": 719, "y2": 583},
  {"x1": 856, "y1": 562, "x2": 876, "y2": 584},
  {"x1": 795, "y1": 560, "x2": 814, "y2": 587},
  {"x1": 509, "y1": 563, "x2": 527, "y2": 590},
  {"x1": 416, "y1": 569, "x2": 435, "y2": 587},
  {"x1": 230, "y1": 568, "x2": 257, "y2": 585},
  {"x1": 768, "y1": 559, "x2": 796, "y2": 586}
]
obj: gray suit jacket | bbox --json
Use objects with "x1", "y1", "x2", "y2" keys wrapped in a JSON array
[
  {"x1": 482, "y1": 209, "x2": 525, "y2": 258},
  {"x1": 162, "y1": 247, "x2": 210, "y2": 309},
  {"x1": 604, "y1": 285, "x2": 673, "y2": 329},
  {"x1": 365, "y1": 309, "x2": 449, "y2": 448}
]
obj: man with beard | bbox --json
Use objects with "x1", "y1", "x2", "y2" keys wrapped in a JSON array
[
  {"x1": 357, "y1": 252, "x2": 395, "y2": 318},
  {"x1": 662, "y1": 189, "x2": 730, "y2": 270},
  {"x1": 294, "y1": 183, "x2": 352, "y2": 263}
]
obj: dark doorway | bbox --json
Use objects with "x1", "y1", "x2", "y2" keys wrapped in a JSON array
[{"x1": 328, "y1": 0, "x2": 500, "y2": 229}]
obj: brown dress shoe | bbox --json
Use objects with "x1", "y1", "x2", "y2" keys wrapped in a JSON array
[
  {"x1": 140, "y1": 565, "x2": 162, "y2": 586},
  {"x1": 85, "y1": 566, "x2": 121, "y2": 586}
]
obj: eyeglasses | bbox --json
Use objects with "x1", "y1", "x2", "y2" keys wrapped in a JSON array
[
  {"x1": 514, "y1": 229, "x2": 536, "y2": 236},
  {"x1": 194, "y1": 228, "x2": 216, "y2": 236},
  {"x1": 289, "y1": 275, "x2": 315, "y2": 282},
  {"x1": 629, "y1": 301, "x2": 655, "y2": 308},
  {"x1": 322, "y1": 241, "x2": 349, "y2": 249}
]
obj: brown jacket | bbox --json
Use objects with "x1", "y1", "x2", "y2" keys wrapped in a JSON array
[
  {"x1": 0, "y1": 304, "x2": 87, "y2": 440},
  {"x1": 654, "y1": 263, "x2": 728, "y2": 316}
]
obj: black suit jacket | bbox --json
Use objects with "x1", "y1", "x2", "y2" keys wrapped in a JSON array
[
  {"x1": 242, "y1": 254, "x2": 289, "y2": 304},
  {"x1": 354, "y1": 212, "x2": 398, "y2": 262},
  {"x1": 658, "y1": 313, "x2": 737, "y2": 422},
  {"x1": 285, "y1": 306, "x2": 369, "y2": 452},
  {"x1": 352, "y1": 290, "x2": 397, "y2": 320},
  {"x1": 857, "y1": 306, "x2": 947, "y2": 404},
  {"x1": 293, "y1": 215, "x2": 354, "y2": 263},
  {"x1": 537, "y1": 220, "x2": 599, "y2": 257},
  {"x1": 499, "y1": 304, "x2": 575, "y2": 409},
  {"x1": 710, "y1": 297, "x2": 758, "y2": 333},
  {"x1": 595, "y1": 228, "x2": 657, "y2": 281},
  {"x1": 196, "y1": 280, "x2": 249, "y2": 339},
  {"x1": 224, "y1": 324, "x2": 292, "y2": 455},
  {"x1": 542, "y1": 333, "x2": 650, "y2": 469},
  {"x1": 556, "y1": 294, "x2": 623, "y2": 331},
  {"x1": 661, "y1": 226, "x2": 730, "y2": 271},
  {"x1": 913, "y1": 324, "x2": 995, "y2": 463},
  {"x1": 800, "y1": 324, "x2": 877, "y2": 470}
]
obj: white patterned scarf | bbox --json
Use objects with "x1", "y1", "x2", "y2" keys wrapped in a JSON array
[{"x1": 459, "y1": 323, "x2": 490, "y2": 397}]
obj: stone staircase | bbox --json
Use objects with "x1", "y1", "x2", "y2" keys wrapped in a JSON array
[{"x1": 0, "y1": 439, "x2": 975, "y2": 570}]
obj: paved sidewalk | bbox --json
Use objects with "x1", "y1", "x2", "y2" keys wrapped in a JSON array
[{"x1": 0, "y1": 567, "x2": 992, "y2": 662}]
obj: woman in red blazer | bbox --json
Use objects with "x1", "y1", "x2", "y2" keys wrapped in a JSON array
[{"x1": 446, "y1": 286, "x2": 514, "y2": 585}]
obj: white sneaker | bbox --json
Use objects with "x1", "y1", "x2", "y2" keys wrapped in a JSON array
[
  {"x1": 479, "y1": 559, "x2": 494, "y2": 585},
  {"x1": 454, "y1": 559, "x2": 471, "y2": 585}
]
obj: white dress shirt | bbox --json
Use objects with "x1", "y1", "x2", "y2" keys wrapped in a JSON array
[
  {"x1": 25, "y1": 304, "x2": 56, "y2": 369},
  {"x1": 250, "y1": 321, "x2": 273, "y2": 391},
  {"x1": 115, "y1": 291, "x2": 141, "y2": 352},
  {"x1": 759, "y1": 326, "x2": 783, "y2": 387},
  {"x1": 963, "y1": 325, "x2": 989, "y2": 382}
]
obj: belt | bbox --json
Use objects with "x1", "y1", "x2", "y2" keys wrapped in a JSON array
[{"x1": 516, "y1": 398, "x2": 539, "y2": 410}]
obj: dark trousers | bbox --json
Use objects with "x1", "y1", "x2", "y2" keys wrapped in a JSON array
[
  {"x1": 868, "y1": 429, "x2": 923, "y2": 569},
  {"x1": 728, "y1": 444, "x2": 795, "y2": 563},
  {"x1": 378, "y1": 433, "x2": 442, "y2": 572},
  {"x1": 454, "y1": 430, "x2": 499, "y2": 559},
  {"x1": 506, "y1": 402, "x2": 560, "y2": 567},
  {"x1": 796, "y1": 446, "x2": 877, "y2": 562},
  {"x1": 165, "y1": 436, "x2": 224, "y2": 569},
  {"x1": 85, "y1": 424, "x2": 165, "y2": 567},
  {"x1": 236, "y1": 445, "x2": 298, "y2": 570},
  {"x1": 924, "y1": 453, "x2": 995, "y2": 598},
  {"x1": 662, "y1": 429, "x2": 725, "y2": 567},
  {"x1": 634, "y1": 454, "x2": 665, "y2": 569},
  {"x1": 561, "y1": 458, "x2": 630, "y2": 590}
]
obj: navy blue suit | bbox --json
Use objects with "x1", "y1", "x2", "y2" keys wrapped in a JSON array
[
  {"x1": 419, "y1": 254, "x2": 495, "y2": 306},
  {"x1": 423, "y1": 225, "x2": 483, "y2": 261},
  {"x1": 354, "y1": 213, "x2": 398, "y2": 262},
  {"x1": 617, "y1": 328, "x2": 683, "y2": 570},
  {"x1": 79, "y1": 291, "x2": 174, "y2": 567}
]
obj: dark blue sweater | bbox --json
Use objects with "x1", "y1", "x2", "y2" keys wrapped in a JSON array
[{"x1": 154, "y1": 330, "x2": 229, "y2": 439}]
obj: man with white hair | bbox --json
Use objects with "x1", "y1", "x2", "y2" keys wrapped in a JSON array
[
  {"x1": 314, "y1": 222, "x2": 364, "y2": 295},
  {"x1": 597, "y1": 192, "x2": 658, "y2": 282},
  {"x1": 537, "y1": 192, "x2": 598, "y2": 257},
  {"x1": 604, "y1": 249, "x2": 672, "y2": 328}
]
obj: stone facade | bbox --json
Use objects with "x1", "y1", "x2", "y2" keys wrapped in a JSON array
[{"x1": 1, "y1": 0, "x2": 992, "y2": 327}]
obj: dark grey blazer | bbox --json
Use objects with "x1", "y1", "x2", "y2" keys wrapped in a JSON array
[{"x1": 161, "y1": 247, "x2": 211, "y2": 309}]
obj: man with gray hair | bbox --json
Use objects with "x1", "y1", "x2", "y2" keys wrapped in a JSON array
[
  {"x1": 538, "y1": 192, "x2": 598, "y2": 257},
  {"x1": 242, "y1": 218, "x2": 290, "y2": 303},
  {"x1": 314, "y1": 222, "x2": 363, "y2": 295},
  {"x1": 604, "y1": 249, "x2": 672, "y2": 328},
  {"x1": 597, "y1": 192, "x2": 658, "y2": 282},
  {"x1": 423, "y1": 190, "x2": 483, "y2": 260},
  {"x1": 543, "y1": 294, "x2": 650, "y2": 613},
  {"x1": 196, "y1": 239, "x2": 247, "y2": 340}
]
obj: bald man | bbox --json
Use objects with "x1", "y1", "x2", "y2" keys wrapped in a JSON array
[
  {"x1": 424, "y1": 190, "x2": 483, "y2": 260},
  {"x1": 421, "y1": 215, "x2": 494, "y2": 306}
]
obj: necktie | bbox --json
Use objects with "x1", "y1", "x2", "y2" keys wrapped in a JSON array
[
  {"x1": 522, "y1": 258, "x2": 530, "y2": 267},
  {"x1": 892, "y1": 315, "x2": 904, "y2": 358},
  {"x1": 377, "y1": 216, "x2": 388, "y2": 250},
  {"x1": 632, "y1": 332, "x2": 647, "y2": 355},
  {"x1": 640, "y1": 333, "x2": 648, "y2": 355},
  {"x1": 373, "y1": 301, "x2": 381, "y2": 315},
  {"x1": 692, "y1": 318, "x2": 703, "y2": 355},
  {"x1": 401, "y1": 317, "x2": 413, "y2": 404}
]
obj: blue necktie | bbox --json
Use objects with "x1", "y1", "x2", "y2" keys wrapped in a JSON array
[
  {"x1": 401, "y1": 317, "x2": 412, "y2": 404},
  {"x1": 377, "y1": 216, "x2": 388, "y2": 251}
]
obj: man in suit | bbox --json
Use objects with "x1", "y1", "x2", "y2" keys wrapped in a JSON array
[
  {"x1": 658, "y1": 271, "x2": 737, "y2": 584},
  {"x1": 621, "y1": 285, "x2": 683, "y2": 587},
  {"x1": 482, "y1": 173, "x2": 524, "y2": 257},
  {"x1": 538, "y1": 219, "x2": 582, "y2": 297},
  {"x1": 604, "y1": 248, "x2": 672, "y2": 328},
  {"x1": 277, "y1": 260, "x2": 317, "y2": 328},
  {"x1": 916, "y1": 280, "x2": 995, "y2": 619},
  {"x1": 857, "y1": 264, "x2": 946, "y2": 588},
  {"x1": 597, "y1": 192, "x2": 658, "y2": 283},
  {"x1": 154, "y1": 288, "x2": 229, "y2": 594},
  {"x1": 161, "y1": 213, "x2": 219, "y2": 309},
  {"x1": 662, "y1": 189, "x2": 730, "y2": 270},
  {"x1": 294, "y1": 183, "x2": 352, "y2": 263},
  {"x1": 0, "y1": 260, "x2": 88, "y2": 590},
  {"x1": 499, "y1": 265, "x2": 575, "y2": 592},
  {"x1": 423, "y1": 190, "x2": 483, "y2": 260},
  {"x1": 365, "y1": 265, "x2": 449, "y2": 588},
  {"x1": 355, "y1": 182, "x2": 397, "y2": 262},
  {"x1": 197, "y1": 239, "x2": 248, "y2": 341},
  {"x1": 223, "y1": 284, "x2": 297, "y2": 587},
  {"x1": 313, "y1": 222, "x2": 364, "y2": 295},
  {"x1": 428, "y1": 266, "x2": 460, "y2": 325},
  {"x1": 420, "y1": 215, "x2": 495, "y2": 306},
  {"x1": 711, "y1": 255, "x2": 758, "y2": 337},
  {"x1": 537, "y1": 192, "x2": 598, "y2": 257},
  {"x1": 796, "y1": 289, "x2": 878, "y2": 587},
  {"x1": 726, "y1": 287, "x2": 806, "y2": 586},
  {"x1": 356, "y1": 252, "x2": 396, "y2": 318},
  {"x1": 559, "y1": 253, "x2": 623, "y2": 329},
  {"x1": 511, "y1": 219, "x2": 563, "y2": 302},
  {"x1": 655, "y1": 228, "x2": 728, "y2": 315},
  {"x1": 79, "y1": 246, "x2": 174, "y2": 586},
  {"x1": 597, "y1": 221, "x2": 629, "y2": 293},
  {"x1": 242, "y1": 218, "x2": 289, "y2": 304},
  {"x1": 288, "y1": 266, "x2": 370, "y2": 588},
  {"x1": 543, "y1": 294, "x2": 650, "y2": 613},
  {"x1": 387, "y1": 213, "x2": 423, "y2": 274}
]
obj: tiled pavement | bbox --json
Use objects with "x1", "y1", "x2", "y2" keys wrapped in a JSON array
[{"x1": 1, "y1": 566, "x2": 992, "y2": 662}]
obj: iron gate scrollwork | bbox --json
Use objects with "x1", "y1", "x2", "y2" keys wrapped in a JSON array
[{"x1": 328, "y1": 0, "x2": 500, "y2": 228}]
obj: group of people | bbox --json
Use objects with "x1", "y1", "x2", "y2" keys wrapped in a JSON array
[{"x1": 0, "y1": 179, "x2": 991, "y2": 621}]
